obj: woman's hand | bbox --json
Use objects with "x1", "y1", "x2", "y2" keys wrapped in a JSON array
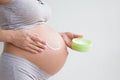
[
  {"x1": 9, "y1": 30, "x2": 46, "y2": 54},
  {"x1": 60, "y1": 32, "x2": 83, "y2": 49}
]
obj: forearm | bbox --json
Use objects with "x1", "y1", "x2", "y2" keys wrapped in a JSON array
[
  {"x1": 0, "y1": 0, "x2": 11, "y2": 4},
  {"x1": 0, "y1": 30, "x2": 14, "y2": 43}
]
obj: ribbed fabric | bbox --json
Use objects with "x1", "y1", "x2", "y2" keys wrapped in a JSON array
[
  {"x1": 0, "y1": 0, "x2": 51, "y2": 30},
  {"x1": 0, "y1": 52, "x2": 51, "y2": 80}
]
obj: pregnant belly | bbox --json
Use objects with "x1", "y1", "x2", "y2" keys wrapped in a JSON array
[{"x1": 4, "y1": 25, "x2": 68, "y2": 75}]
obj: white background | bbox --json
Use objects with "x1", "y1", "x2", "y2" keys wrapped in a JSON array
[{"x1": 0, "y1": 0, "x2": 120, "y2": 80}]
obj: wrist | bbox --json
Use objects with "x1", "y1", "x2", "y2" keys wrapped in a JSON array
[
  {"x1": 3, "y1": 30, "x2": 16, "y2": 43},
  {"x1": 8, "y1": 30, "x2": 16, "y2": 43}
]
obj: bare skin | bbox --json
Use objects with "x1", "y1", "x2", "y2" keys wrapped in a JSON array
[
  {"x1": 2, "y1": 24, "x2": 83, "y2": 75},
  {"x1": 0, "y1": 0, "x2": 83, "y2": 53},
  {"x1": 0, "y1": 0, "x2": 83, "y2": 75},
  {"x1": 0, "y1": 30, "x2": 47, "y2": 54},
  {"x1": 0, "y1": 0, "x2": 11, "y2": 4}
]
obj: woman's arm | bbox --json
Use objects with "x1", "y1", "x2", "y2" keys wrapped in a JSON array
[
  {"x1": 0, "y1": 29, "x2": 46, "y2": 54},
  {"x1": 0, "y1": 30, "x2": 14, "y2": 42},
  {"x1": 0, "y1": 0, "x2": 11, "y2": 4}
]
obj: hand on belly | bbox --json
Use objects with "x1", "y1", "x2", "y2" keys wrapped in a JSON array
[{"x1": 4, "y1": 25, "x2": 68, "y2": 75}]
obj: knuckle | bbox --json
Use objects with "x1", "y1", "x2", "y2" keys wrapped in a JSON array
[
  {"x1": 23, "y1": 45, "x2": 28, "y2": 48},
  {"x1": 22, "y1": 43, "x2": 28, "y2": 47},
  {"x1": 24, "y1": 46, "x2": 28, "y2": 50},
  {"x1": 35, "y1": 47, "x2": 40, "y2": 51},
  {"x1": 24, "y1": 36, "x2": 29, "y2": 40},
  {"x1": 31, "y1": 50, "x2": 38, "y2": 54},
  {"x1": 23, "y1": 40, "x2": 27, "y2": 44},
  {"x1": 34, "y1": 33, "x2": 39, "y2": 36}
]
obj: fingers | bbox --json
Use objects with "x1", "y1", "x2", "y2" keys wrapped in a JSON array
[
  {"x1": 30, "y1": 40, "x2": 46, "y2": 49},
  {"x1": 36, "y1": 41, "x2": 46, "y2": 49},
  {"x1": 28, "y1": 38, "x2": 46, "y2": 53},
  {"x1": 65, "y1": 32, "x2": 83, "y2": 39},
  {"x1": 61, "y1": 33, "x2": 72, "y2": 48},
  {"x1": 30, "y1": 33, "x2": 47, "y2": 49},
  {"x1": 73, "y1": 34, "x2": 83, "y2": 38},
  {"x1": 22, "y1": 40, "x2": 46, "y2": 54},
  {"x1": 30, "y1": 33, "x2": 46, "y2": 45},
  {"x1": 32, "y1": 38, "x2": 46, "y2": 49},
  {"x1": 28, "y1": 43, "x2": 44, "y2": 54},
  {"x1": 12, "y1": 30, "x2": 47, "y2": 54},
  {"x1": 34, "y1": 37, "x2": 46, "y2": 45},
  {"x1": 61, "y1": 32, "x2": 83, "y2": 49},
  {"x1": 25, "y1": 33, "x2": 47, "y2": 54},
  {"x1": 24, "y1": 45, "x2": 43, "y2": 54}
]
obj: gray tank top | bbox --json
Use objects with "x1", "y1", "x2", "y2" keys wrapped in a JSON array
[{"x1": 0, "y1": 0, "x2": 51, "y2": 30}]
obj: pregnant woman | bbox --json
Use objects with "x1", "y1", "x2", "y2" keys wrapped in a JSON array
[{"x1": 0, "y1": 0, "x2": 83, "y2": 80}]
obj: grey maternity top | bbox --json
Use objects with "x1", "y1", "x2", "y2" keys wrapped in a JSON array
[{"x1": 0, "y1": 0, "x2": 51, "y2": 30}]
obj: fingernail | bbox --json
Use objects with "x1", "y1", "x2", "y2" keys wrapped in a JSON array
[
  {"x1": 42, "y1": 45, "x2": 46, "y2": 49},
  {"x1": 44, "y1": 45, "x2": 47, "y2": 48},
  {"x1": 35, "y1": 52, "x2": 39, "y2": 54}
]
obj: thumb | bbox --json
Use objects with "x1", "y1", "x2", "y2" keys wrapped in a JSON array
[
  {"x1": 62, "y1": 34, "x2": 72, "y2": 48},
  {"x1": 73, "y1": 34, "x2": 83, "y2": 38}
]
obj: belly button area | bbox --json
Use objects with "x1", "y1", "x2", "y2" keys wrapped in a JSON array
[{"x1": 46, "y1": 38, "x2": 61, "y2": 51}]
